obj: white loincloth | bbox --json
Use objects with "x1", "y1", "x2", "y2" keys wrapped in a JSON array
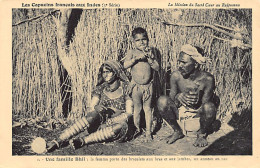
[{"x1": 177, "y1": 106, "x2": 200, "y2": 136}]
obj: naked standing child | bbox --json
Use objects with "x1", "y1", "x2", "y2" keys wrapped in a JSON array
[{"x1": 124, "y1": 27, "x2": 159, "y2": 142}]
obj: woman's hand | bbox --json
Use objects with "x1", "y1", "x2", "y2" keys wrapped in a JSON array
[{"x1": 94, "y1": 105, "x2": 107, "y2": 113}]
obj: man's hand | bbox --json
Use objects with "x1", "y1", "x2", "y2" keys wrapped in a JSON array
[
  {"x1": 94, "y1": 105, "x2": 107, "y2": 113},
  {"x1": 177, "y1": 92, "x2": 199, "y2": 107}
]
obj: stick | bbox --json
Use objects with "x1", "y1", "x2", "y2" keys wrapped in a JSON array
[
  {"x1": 163, "y1": 21, "x2": 244, "y2": 40},
  {"x1": 12, "y1": 10, "x2": 60, "y2": 27}
]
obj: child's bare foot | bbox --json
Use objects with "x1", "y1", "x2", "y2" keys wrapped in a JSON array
[
  {"x1": 166, "y1": 131, "x2": 185, "y2": 144},
  {"x1": 143, "y1": 133, "x2": 153, "y2": 142},
  {"x1": 193, "y1": 134, "x2": 208, "y2": 147}
]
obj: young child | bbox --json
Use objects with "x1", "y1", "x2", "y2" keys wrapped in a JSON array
[{"x1": 124, "y1": 27, "x2": 159, "y2": 142}]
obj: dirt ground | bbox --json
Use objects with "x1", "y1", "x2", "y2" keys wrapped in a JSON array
[{"x1": 12, "y1": 120, "x2": 252, "y2": 156}]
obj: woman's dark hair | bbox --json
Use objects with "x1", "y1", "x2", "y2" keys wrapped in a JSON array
[
  {"x1": 101, "y1": 64, "x2": 115, "y2": 74},
  {"x1": 131, "y1": 27, "x2": 149, "y2": 40}
]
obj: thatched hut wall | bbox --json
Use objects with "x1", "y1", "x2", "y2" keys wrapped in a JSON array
[
  {"x1": 12, "y1": 8, "x2": 252, "y2": 123},
  {"x1": 12, "y1": 9, "x2": 64, "y2": 118}
]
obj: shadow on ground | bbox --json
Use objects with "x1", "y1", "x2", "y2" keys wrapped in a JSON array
[
  {"x1": 199, "y1": 108, "x2": 252, "y2": 155},
  {"x1": 198, "y1": 129, "x2": 252, "y2": 155}
]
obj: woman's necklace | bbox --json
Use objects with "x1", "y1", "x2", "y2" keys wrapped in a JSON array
[{"x1": 105, "y1": 81, "x2": 120, "y2": 92}]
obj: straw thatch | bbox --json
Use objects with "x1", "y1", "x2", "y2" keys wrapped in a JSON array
[{"x1": 12, "y1": 9, "x2": 252, "y2": 124}]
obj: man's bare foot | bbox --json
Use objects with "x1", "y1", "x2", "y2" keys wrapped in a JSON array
[
  {"x1": 193, "y1": 134, "x2": 208, "y2": 147},
  {"x1": 166, "y1": 131, "x2": 185, "y2": 144},
  {"x1": 165, "y1": 134, "x2": 173, "y2": 141}
]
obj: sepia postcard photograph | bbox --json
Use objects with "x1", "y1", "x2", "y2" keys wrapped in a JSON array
[{"x1": 1, "y1": 0, "x2": 260, "y2": 167}]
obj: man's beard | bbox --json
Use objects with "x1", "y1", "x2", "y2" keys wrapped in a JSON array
[{"x1": 179, "y1": 68, "x2": 195, "y2": 79}]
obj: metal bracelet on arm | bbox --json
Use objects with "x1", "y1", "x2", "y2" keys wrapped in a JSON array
[
  {"x1": 126, "y1": 99, "x2": 134, "y2": 115},
  {"x1": 90, "y1": 95, "x2": 100, "y2": 111}
]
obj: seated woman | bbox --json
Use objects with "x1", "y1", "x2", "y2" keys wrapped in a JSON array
[{"x1": 46, "y1": 60, "x2": 134, "y2": 152}]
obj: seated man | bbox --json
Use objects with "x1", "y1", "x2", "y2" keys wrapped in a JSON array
[{"x1": 157, "y1": 44, "x2": 220, "y2": 147}]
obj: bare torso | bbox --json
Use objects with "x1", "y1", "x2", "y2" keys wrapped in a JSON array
[
  {"x1": 177, "y1": 74, "x2": 206, "y2": 93},
  {"x1": 174, "y1": 71, "x2": 213, "y2": 108},
  {"x1": 131, "y1": 49, "x2": 153, "y2": 85}
]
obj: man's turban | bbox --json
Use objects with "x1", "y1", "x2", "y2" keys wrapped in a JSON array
[{"x1": 181, "y1": 44, "x2": 211, "y2": 65}]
